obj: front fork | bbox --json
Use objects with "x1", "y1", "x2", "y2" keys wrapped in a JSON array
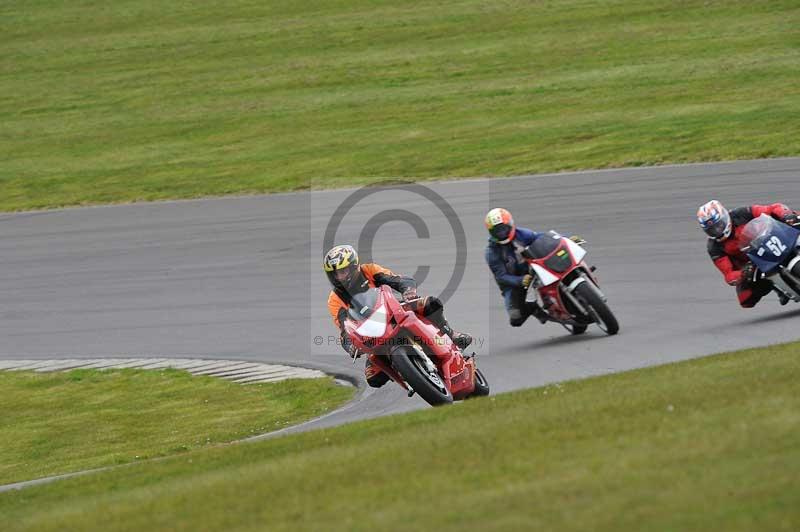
[
  {"x1": 768, "y1": 255, "x2": 800, "y2": 302},
  {"x1": 560, "y1": 276, "x2": 590, "y2": 316}
]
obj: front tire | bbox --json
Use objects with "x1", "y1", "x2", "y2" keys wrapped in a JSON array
[
  {"x1": 574, "y1": 281, "x2": 619, "y2": 335},
  {"x1": 391, "y1": 346, "x2": 453, "y2": 406}
]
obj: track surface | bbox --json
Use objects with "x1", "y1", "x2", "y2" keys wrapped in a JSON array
[{"x1": 2, "y1": 158, "x2": 799, "y2": 430}]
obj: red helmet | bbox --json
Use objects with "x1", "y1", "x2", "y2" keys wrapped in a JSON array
[{"x1": 485, "y1": 208, "x2": 516, "y2": 244}]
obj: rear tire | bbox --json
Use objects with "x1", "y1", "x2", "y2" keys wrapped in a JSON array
[
  {"x1": 569, "y1": 323, "x2": 588, "y2": 335},
  {"x1": 391, "y1": 346, "x2": 453, "y2": 406},
  {"x1": 561, "y1": 322, "x2": 588, "y2": 335},
  {"x1": 469, "y1": 368, "x2": 490, "y2": 398},
  {"x1": 574, "y1": 281, "x2": 619, "y2": 335}
]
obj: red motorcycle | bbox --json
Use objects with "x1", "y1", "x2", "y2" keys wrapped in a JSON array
[
  {"x1": 343, "y1": 285, "x2": 490, "y2": 406},
  {"x1": 522, "y1": 232, "x2": 619, "y2": 335}
]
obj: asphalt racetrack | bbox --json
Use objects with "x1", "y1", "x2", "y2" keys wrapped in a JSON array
[{"x1": 2, "y1": 158, "x2": 799, "y2": 431}]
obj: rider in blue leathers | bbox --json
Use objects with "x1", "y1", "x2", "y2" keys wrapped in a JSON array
[{"x1": 484, "y1": 208, "x2": 550, "y2": 326}]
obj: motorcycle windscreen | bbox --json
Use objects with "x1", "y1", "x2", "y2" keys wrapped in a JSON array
[
  {"x1": 543, "y1": 245, "x2": 573, "y2": 273},
  {"x1": 522, "y1": 231, "x2": 562, "y2": 259},
  {"x1": 741, "y1": 214, "x2": 800, "y2": 273},
  {"x1": 348, "y1": 288, "x2": 380, "y2": 321},
  {"x1": 355, "y1": 305, "x2": 387, "y2": 338}
]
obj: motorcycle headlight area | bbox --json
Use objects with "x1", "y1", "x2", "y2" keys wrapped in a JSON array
[
  {"x1": 530, "y1": 264, "x2": 560, "y2": 286},
  {"x1": 355, "y1": 305, "x2": 388, "y2": 338}
]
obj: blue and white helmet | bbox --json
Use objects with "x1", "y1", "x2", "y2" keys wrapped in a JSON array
[{"x1": 697, "y1": 200, "x2": 732, "y2": 241}]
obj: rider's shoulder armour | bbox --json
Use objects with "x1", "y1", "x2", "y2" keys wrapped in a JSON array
[{"x1": 730, "y1": 207, "x2": 754, "y2": 228}]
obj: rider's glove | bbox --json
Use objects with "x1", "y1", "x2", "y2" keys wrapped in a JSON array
[
  {"x1": 341, "y1": 333, "x2": 353, "y2": 354},
  {"x1": 348, "y1": 344, "x2": 362, "y2": 360},
  {"x1": 521, "y1": 274, "x2": 534, "y2": 289},
  {"x1": 739, "y1": 263, "x2": 756, "y2": 285},
  {"x1": 569, "y1": 235, "x2": 587, "y2": 246},
  {"x1": 402, "y1": 287, "x2": 418, "y2": 301},
  {"x1": 341, "y1": 335, "x2": 362, "y2": 359},
  {"x1": 782, "y1": 212, "x2": 800, "y2": 227}
]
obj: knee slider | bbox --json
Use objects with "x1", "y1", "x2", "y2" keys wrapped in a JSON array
[
  {"x1": 509, "y1": 308, "x2": 527, "y2": 327},
  {"x1": 367, "y1": 373, "x2": 389, "y2": 388}
]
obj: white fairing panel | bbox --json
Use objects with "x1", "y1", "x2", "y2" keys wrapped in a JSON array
[
  {"x1": 530, "y1": 264, "x2": 559, "y2": 286},
  {"x1": 356, "y1": 305, "x2": 387, "y2": 337},
  {"x1": 525, "y1": 283, "x2": 543, "y2": 303},
  {"x1": 564, "y1": 238, "x2": 587, "y2": 262}
]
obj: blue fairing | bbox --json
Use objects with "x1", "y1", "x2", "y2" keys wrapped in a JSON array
[{"x1": 745, "y1": 219, "x2": 800, "y2": 274}]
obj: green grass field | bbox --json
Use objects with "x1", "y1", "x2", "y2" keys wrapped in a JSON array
[
  {"x1": 2, "y1": 0, "x2": 799, "y2": 211},
  {"x1": 0, "y1": 369, "x2": 353, "y2": 486},
  {"x1": 2, "y1": 342, "x2": 799, "y2": 531}
]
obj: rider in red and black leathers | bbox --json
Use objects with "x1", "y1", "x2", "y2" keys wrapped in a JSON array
[{"x1": 701, "y1": 202, "x2": 799, "y2": 307}]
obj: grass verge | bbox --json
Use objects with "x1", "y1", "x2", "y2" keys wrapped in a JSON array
[
  {"x1": 2, "y1": 0, "x2": 799, "y2": 211},
  {"x1": 0, "y1": 369, "x2": 353, "y2": 486},
  {"x1": 2, "y1": 341, "x2": 799, "y2": 531}
]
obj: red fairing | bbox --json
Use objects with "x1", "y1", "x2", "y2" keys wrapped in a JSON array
[
  {"x1": 343, "y1": 285, "x2": 479, "y2": 401},
  {"x1": 525, "y1": 237, "x2": 601, "y2": 322}
]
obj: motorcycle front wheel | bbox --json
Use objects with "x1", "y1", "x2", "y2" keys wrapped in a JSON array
[
  {"x1": 574, "y1": 282, "x2": 619, "y2": 335},
  {"x1": 391, "y1": 345, "x2": 453, "y2": 406}
]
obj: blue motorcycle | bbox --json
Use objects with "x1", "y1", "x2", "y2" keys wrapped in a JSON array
[{"x1": 740, "y1": 214, "x2": 800, "y2": 302}]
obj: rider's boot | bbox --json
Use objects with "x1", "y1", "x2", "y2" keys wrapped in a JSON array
[
  {"x1": 528, "y1": 302, "x2": 550, "y2": 324},
  {"x1": 775, "y1": 288, "x2": 790, "y2": 306},
  {"x1": 442, "y1": 323, "x2": 473, "y2": 350},
  {"x1": 423, "y1": 298, "x2": 473, "y2": 350},
  {"x1": 432, "y1": 319, "x2": 473, "y2": 350}
]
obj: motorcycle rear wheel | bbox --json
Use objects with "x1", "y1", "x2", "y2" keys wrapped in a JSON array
[
  {"x1": 574, "y1": 282, "x2": 619, "y2": 335},
  {"x1": 391, "y1": 346, "x2": 453, "y2": 406},
  {"x1": 469, "y1": 368, "x2": 490, "y2": 398},
  {"x1": 561, "y1": 322, "x2": 588, "y2": 335}
]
